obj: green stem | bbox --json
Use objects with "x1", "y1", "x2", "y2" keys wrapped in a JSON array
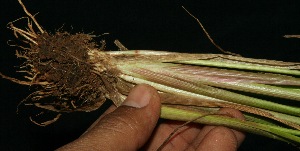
[
  {"x1": 177, "y1": 60, "x2": 300, "y2": 76},
  {"x1": 161, "y1": 105, "x2": 300, "y2": 144}
]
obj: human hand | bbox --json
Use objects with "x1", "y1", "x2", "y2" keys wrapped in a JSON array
[{"x1": 57, "y1": 84, "x2": 245, "y2": 151}]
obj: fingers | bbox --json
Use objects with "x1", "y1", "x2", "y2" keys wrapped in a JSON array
[
  {"x1": 57, "y1": 84, "x2": 161, "y2": 151},
  {"x1": 192, "y1": 108, "x2": 246, "y2": 151},
  {"x1": 145, "y1": 108, "x2": 245, "y2": 151}
]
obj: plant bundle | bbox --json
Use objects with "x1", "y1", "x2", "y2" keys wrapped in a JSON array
[{"x1": 2, "y1": 0, "x2": 300, "y2": 147}]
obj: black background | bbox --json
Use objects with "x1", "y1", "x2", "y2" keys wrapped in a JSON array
[{"x1": 1, "y1": 0, "x2": 300, "y2": 150}]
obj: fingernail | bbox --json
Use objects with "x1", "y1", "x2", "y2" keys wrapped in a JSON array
[{"x1": 122, "y1": 85, "x2": 152, "y2": 108}]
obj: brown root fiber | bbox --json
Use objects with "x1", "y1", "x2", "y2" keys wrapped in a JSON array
[
  {"x1": 11, "y1": 30, "x2": 119, "y2": 113},
  {"x1": 24, "y1": 32, "x2": 110, "y2": 112},
  {"x1": 0, "y1": 1, "x2": 126, "y2": 125}
]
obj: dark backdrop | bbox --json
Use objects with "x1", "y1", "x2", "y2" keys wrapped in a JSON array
[{"x1": 1, "y1": 0, "x2": 300, "y2": 150}]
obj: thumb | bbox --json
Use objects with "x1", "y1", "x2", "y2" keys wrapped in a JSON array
[{"x1": 58, "y1": 84, "x2": 161, "y2": 151}]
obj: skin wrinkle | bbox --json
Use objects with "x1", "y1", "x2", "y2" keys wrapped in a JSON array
[
  {"x1": 226, "y1": 132, "x2": 239, "y2": 150},
  {"x1": 146, "y1": 122, "x2": 202, "y2": 151},
  {"x1": 114, "y1": 111, "x2": 137, "y2": 132},
  {"x1": 144, "y1": 124, "x2": 172, "y2": 150},
  {"x1": 104, "y1": 108, "x2": 141, "y2": 139},
  {"x1": 230, "y1": 129, "x2": 241, "y2": 147},
  {"x1": 168, "y1": 126, "x2": 196, "y2": 149},
  {"x1": 170, "y1": 123, "x2": 201, "y2": 144},
  {"x1": 99, "y1": 116, "x2": 128, "y2": 134},
  {"x1": 82, "y1": 137, "x2": 104, "y2": 150},
  {"x1": 123, "y1": 107, "x2": 151, "y2": 134},
  {"x1": 97, "y1": 126, "x2": 125, "y2": 135},
  {"x1": 195, "y1": 125, "x2": 216, "y2": 145},
  {"x1": 168, "y1": 133, "x2": 190, "y2": 150}
]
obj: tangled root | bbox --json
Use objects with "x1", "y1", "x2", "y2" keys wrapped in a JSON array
[{"x1": 2, "y1": 0, "x2": 120, "y2": 125}]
